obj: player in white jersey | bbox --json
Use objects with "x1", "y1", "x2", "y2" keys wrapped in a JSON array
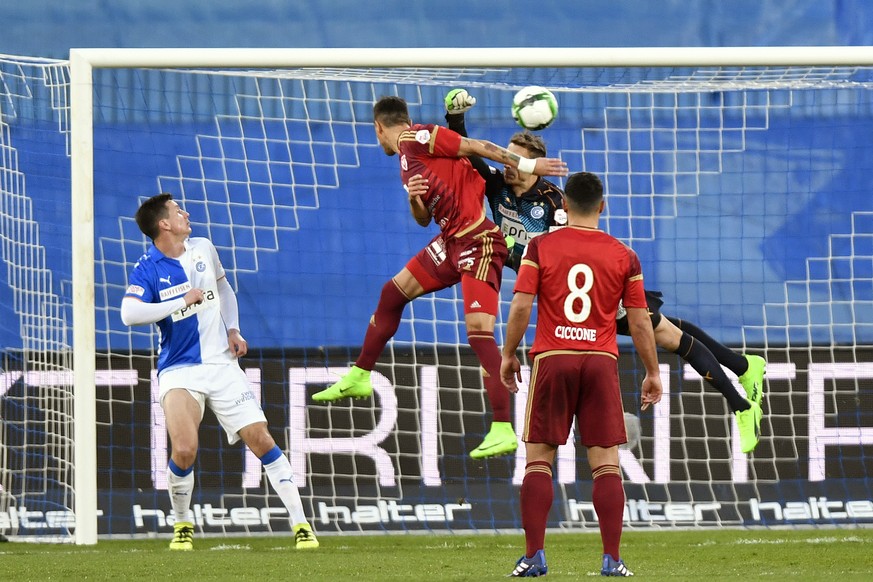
[{"x1": 120, "y1": 193, "x2": 318, "y2": 551}]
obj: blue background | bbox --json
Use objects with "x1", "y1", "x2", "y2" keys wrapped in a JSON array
[
  {"x1": 1, "y1": 1, "x2": 873, "y2": 58},
  {"x1": 1, "y1": 1, "x2": 872, "y2": 351}
]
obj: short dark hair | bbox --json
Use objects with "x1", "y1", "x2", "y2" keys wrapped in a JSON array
[
  {"x1": 563, "y1": 172, "x2": 603, "y2": 214},
  {"x1": 373, "y1": 95, "x2": 411, "y2": 127},
  {"x1": 509, "y1": 131, "x2": 546, "y2": 158},
  {"x1": 135, "y1": 193, "x2": 173, "y2": 240}
]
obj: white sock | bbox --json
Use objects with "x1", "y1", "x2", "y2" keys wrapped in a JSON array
[
  {"x1": 167, "y1": 464, "x2": 194, "y2": 523},
  {"x1": 263, "y1": 454, "x2": 308, "y2": 525}
]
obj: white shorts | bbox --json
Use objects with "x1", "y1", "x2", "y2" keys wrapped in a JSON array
[{"x1": 158, "y1": 362, "x2": 267, "y2": 445}]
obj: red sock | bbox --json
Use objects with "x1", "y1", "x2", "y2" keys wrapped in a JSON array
[
  {"x1": 592, "y1": 465, "x2": 624, "y2": 558},
  {"x1": 355, "y1": 280, "x2": 409, "y2": 370},
  {"x1": 468, "y1": 331, "x2": 511, "y2": 422},
  {"x1": 520, "y1": 461, "x2": 553, "y2": 557}
]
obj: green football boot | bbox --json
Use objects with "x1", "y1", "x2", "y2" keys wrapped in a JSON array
[{"x1": 312, "y1": 365, "x2": 374, "y2": 402}]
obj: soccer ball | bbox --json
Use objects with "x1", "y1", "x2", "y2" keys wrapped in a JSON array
[{"x1": 511, "y1": 86, "x2": 558, "y2": 131}]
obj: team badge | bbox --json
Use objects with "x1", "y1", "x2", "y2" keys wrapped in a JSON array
[
  {"x1": 196, "y1": 261, "x2": 206, "y2": 272},
  {"x1": 531, "y1": 206, "x2": 545, "y2": 219}
]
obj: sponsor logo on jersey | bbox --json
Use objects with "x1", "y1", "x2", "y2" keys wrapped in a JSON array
[
  {"x1": 426, "y1": 238, "x2": 447, "y2": 265},
  {"x1": 401, "y1": 155, "x2": 408, "y2": 171},
  {"x1": 159, "y1": 282, "x2": 192, "y2": 302},
  {"x1": 501, "y1": 217, "x2": 533, "y2": 245},
  {"x1": 159, "y1": 275, "x2": 172, "y2": 285},
  {"x1": 170, "y1": 287, "x2": 217, "y2": 321},
  {"x1": 126, "y1": 284, "x2": 145, "y2": 297}
]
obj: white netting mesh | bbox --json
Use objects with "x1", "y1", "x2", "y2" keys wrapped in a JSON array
[{"x1": 1, "y1": 54, "x2": 872, "y2": 539}]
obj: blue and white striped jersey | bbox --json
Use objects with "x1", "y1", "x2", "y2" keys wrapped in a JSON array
[{"x1": 124, "y1": 237, "x2": 233, "y2": 373}]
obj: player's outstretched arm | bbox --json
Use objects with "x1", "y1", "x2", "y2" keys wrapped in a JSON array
[
  {"x1": 626, "y1": 305, "x2": 663, "y2": 410},
  {"x1": 500, "y1": 291, "x2": 535, "y2": 393},
  {"x1": 445, "y1": 88, "x2": 476, "y2": 116},
  {"x1": 444, "y1": 89, "x2": 496, "y2": 184},
  {"x1": 458, "y1": 137, "x2": 567, "y2": 177}
]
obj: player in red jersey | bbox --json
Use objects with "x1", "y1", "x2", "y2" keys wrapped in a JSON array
[
  {"x1": 312, "y1": 95, "x2": 568, "y2": 460},
  {"x1": 446, "y1": 88, "x2": 764, "y2": 454},
  {"x1": 501, "y1": 172, "x2": 662, "y2": 577}
]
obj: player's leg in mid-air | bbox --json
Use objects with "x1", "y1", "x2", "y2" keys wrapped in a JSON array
[
  {"x1": 314, "y1": 230, "x2": 515, "y2": 459},
  {"x1": 462, "y1": 274, "x2": 517, "y2": 459},
  {"x1": 617, "y1": 290, "x2": 766, "y2": 453},
  {"x1": 310, "y1": 247, "x2": 432, "y2": 402},
  {"x1": 653, "y1": 316, "x2": 763, "y2": 453},
  {"x1": 666, "y1": 316, "x2": 766, "y2": 409},
  {"x1": 454, "y1": 228, "x2": 515, "y2": 459},
  {"x1": 663, "y1": 315, "x2": 765, "y2": 453}
]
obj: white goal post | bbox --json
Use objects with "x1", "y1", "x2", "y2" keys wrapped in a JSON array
[{"x1": 20, "y1": 45, "x2": 870, "y2": 544}]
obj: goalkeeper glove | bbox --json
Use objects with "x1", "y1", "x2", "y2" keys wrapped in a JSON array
[{"x1": 445, "y1": 88, "x2": 476, "y2": 114}]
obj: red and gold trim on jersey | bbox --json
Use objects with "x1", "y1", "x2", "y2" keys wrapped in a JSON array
[
  {"x1": 454, "y1": 212, "x2": 487, "y2": 238},
  {"x1": 520, "y1": 258, "x2": 539, "y2": 270},
  {"x1": 398, "y1": 125, "x2": 440, "y2": 153}
]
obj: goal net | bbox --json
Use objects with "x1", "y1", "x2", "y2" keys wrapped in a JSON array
[{"x1": 1, "y1": 48, "x2": 872, "y2": 543}]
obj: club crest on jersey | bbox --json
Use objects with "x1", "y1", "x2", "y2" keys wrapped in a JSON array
[
  {"x1": 415, "y1": 129, "x2": 431, "y2": 144},
  {"x1": 530, "y1": 206, "x2": 545, "y2": 219},
  {"x1": 196, "y1": 261, "x2": 206, "y2": 272}
]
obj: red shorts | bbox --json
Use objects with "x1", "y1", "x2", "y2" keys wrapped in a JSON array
[
  {"x1": 522, "y1": 351, "x2": 627, "y2": 448},
  {"x1": 407, "y1": 225, "x2": 507, "y2": 313}
]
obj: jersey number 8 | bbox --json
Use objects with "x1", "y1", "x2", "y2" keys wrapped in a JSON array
[{"x1": 564, "y1": 263, "x2": 594, "y2": 323}]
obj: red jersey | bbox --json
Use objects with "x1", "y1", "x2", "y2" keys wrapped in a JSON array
[
  {"x1": 397, "y1": 123, "x2": 488, "y2": 237},
  {"x1": 514, "y1": 225, "x2": 647, "y2": 357}
]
